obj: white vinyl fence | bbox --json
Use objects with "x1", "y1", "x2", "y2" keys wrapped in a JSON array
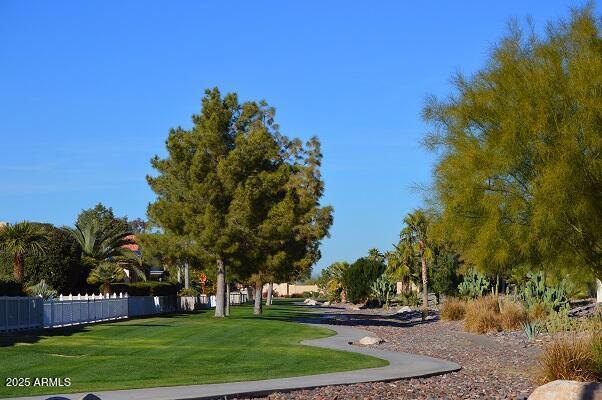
[
  {"x1": 43, "y1": 294, "x2": 128, "y2": 328},
  {"x1": 1, "y1": 291, "x2": 250, "y2": 332},
  {"x1": 0, "y1": 296, "x2": 44, "y2": 331}
]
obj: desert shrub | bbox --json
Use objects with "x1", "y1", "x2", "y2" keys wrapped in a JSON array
[
  {"x1": 499, "y1": 299, "x2": 528, "y2": 330},
  {"x1": 591, "y1": 332, "x2": 602, "y2": 378},
  {"x1": 457, "y1": 268, "x2": 490, "y2": 300},
  {"x1": 440, "y1": 297, "x2": 466, "y2": 320},
  {"x1": 464, "y1": 295, "x2": 501, "y2": 333},
  {"x1": 0, "y1": 276, "x2": 24, "y2": 296},
  {"x1": 396, "y1": 290, "x2": 421, "y2": 307},
  {"x1": 342, "y1": 257, "x2": 386, "y2": 303},
  {"x1": 540, "y1": 309, "x2": 581, "y2": 334},
  {"x1": 540, "y1": 336, "x2": 598, "y2": 383}
]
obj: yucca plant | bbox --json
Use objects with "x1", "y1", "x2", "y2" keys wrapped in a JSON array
[{"x1": 27, "y1": 279, "x2": 57, "y2": 300}]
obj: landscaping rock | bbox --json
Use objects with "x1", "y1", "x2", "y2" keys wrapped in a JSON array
[
  {"x1": 358, "y1": 336, "x2": 384, "y2": 345},
  {"x1": 321, "y1": 301, "x2": 331, "y2": 306},
  {"x1": 397, "y1": 306, "x2": 412, "y2": 313},
  {"x1": 351, "y1": 305, "x2": 361, "y2": 310},
  {"x1": 528, "y1": 380, "x2": 602, "y2": 400},
  {"x1": 305, "y1": 299, "x2": 318, "y2": 306},
  {"x1": 568, "y1": 303, "x2": 599, "y2": 318}
]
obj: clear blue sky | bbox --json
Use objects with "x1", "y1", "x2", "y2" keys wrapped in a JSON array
[{"x1": 0, "y1": 1, "x2": 592, "y2": 273}]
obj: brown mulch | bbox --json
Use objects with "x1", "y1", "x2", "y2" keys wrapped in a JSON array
[{"x1": 248, "y1": 308, "x2": 543, "y2": 400}]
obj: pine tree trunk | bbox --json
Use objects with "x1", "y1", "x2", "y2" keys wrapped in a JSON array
[
  {"x1": 266, "y1": 282, "x2": 273, "y2": 306},
  {"x1": 184, "y1": 262, "x2": 190, "y2": 289},
  {"x1": 254, "y1": 280, "x2": 263, "y2": 315},
  {"x1": 226, "y1": 281, "x2": 231, "y2": 316},
  {"x1": 215, "y1": 258, "x2": 225, "y2": 317},
  {"x1": 13, "y1": 254, "x2": 24, "y2": 282},
  {"x1": 421, "y1": 253, "x2": 428, "y2": 312}
]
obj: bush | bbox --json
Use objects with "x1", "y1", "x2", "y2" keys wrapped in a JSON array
[
  {"x1": 592, "y1": 332, "x2": 602, "y2": 379},
  {"x1": 342, "y1": 257, "x2": 386, "y2": 304},
  {"x1": 464, "y1": 295, "x2": 501, "y2": 333},
  {"x1": 440, "y1": 297, "x2": 466, "y2": 321},
  {"x1": 540, "y1": 336, "x2": 598, "y2": 383},
  {"x1": 396, "y1": 290, "x2": 421, "y2": 307},
  {"x1": 0, "y1": 276, "x2": 25, "y2": 296},
  {"x1": 109, "y1": 282, "x2": 179, "y2": 296},
  {"x1": 178, "y1": 287, "x2": 199, "y2": 297},
  {"x1": 499, "y1": 299, "x2": 528, "y2": 331}
]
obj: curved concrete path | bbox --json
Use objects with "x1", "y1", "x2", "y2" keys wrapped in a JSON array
[{"x1": 8, "y1": 323, "x2": 460, "y2": 400}]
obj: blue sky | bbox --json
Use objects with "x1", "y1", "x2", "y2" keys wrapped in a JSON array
[{"x1": 0, "y1": 1, "x2": 592, "y2": 273}]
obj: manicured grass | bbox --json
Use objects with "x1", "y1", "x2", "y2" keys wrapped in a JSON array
[{"x1": 0, "y1": 300, "x2": 387, "y2": 397}]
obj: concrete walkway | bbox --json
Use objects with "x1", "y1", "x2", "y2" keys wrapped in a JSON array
[{"x1": 8, "y1": 323, "x2": 460, "y2": 400}]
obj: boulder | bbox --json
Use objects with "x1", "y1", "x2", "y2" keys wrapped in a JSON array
[
  {"x1": 306, "y1": 299, "x2": 318, "y2": 306},
  {"x1": 358, "y1": 336, "x2": 384, "y2": 345},
  {"x1": 528, "y1": 380, "x2": 602, "y2": 400},
  {"x1": 351, "y1": 305, "x2": 362, "y2": 310},
  {"x1": 397, "y1": 306, "x2": 412, "y2": 313},
  {"x1": 321, "y1": 301, "x2": 331, "y2": 306},
  {"x1": 303, "y1": 298, "x2": 310, "y2": 304}
]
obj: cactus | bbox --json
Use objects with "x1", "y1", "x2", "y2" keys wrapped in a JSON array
[
  {"x1": 458, "y1": 268, "x2": 490, "y2": 299},
  {"x1": 371, "y1": 274, "x2": 396, "y2": 307},
  {"x1": 519, "y1": 271, "x2": 568, "y2": 312}
]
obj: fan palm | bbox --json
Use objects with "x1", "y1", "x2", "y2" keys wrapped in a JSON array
[
  {"x1": 64, "y1": 219, "x2": 146, "y2": 281},
  {"x1": 87, "y1": 262, "x2": 125, "y2": 295},
  {"x1": 401, "y1": 209, "x2": 434, "y2": 311},
  {"x1": 0, "y1": 222, "x2": 50, "y2": 281}
]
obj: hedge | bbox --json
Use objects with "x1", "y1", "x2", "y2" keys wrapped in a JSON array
[
  {"x1": 109, "y1": 281, "x2": 179, "y2": 296},
  {"x1": 0, "y1": 277, "x2": 25, "y2": 296}
]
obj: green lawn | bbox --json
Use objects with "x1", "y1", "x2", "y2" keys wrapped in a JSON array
[{"x1": 0, "y1": 300, "x2": 386, "y2": 397}]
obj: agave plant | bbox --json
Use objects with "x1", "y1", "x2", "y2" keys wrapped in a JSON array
[
  {"x1": 27, "y1": 279, "x2": 58, "y2": 300},
  {"x1": 521, "y1": 321, "x2": 539, "y2": 342},
  {"x1": 64, "y1": 219, "x2": 146, "y2": 281},
  {"x1": 87, "y1": 262, "x2": 125, "y2": 295}
]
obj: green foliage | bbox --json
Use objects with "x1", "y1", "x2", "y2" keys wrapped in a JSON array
[
  {"x1": 396, "y1": 290, "x2": 421, "y2": 307},
  {"x1": 0, "y1": 276, "x2": 24, "y2": 296},
  {"x1": 178, "y1": 287, "x2": 200, "y2": 297},
  {"x1": 87, "y1": 262, "x2": 125, "y2": 294},
  {"x1": 342, "y1": 258, "x2": 386, "y2": 304},
  {"x1": 423, "y1": 6, "x2": 602, "y2": 279},
  {"x1": 431, "y1": 250, "x2": 462, "y2": 297},
  {"x1": 519, "y1": 271, "x2": 569, "y2": 312},
  {"x1": 27, "y1": 280, "x2": 57, "y2": 300},
  {"x1": 317, "y1": 261, "x2": 349, "y2": 301},
  {"x1": 0, "y1": 221, "x2": 50, "y2": 281},
  {"x1": 457, "y1": 268, "x2": 490, "y2": 300},
  {"x1": 22, "y1": 224, "x2": 83, "y2": 294},
  {"x1": 370, "y1": 274, "x2": 395, "y2": 307},
  {"x1": 108, "y1": 281, "x2": 179, "y2": 296},
  {"x1": 76, "y1": 203, "x2": 129, "y2": 238}
]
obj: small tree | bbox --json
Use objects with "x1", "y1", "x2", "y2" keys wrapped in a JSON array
[{"x1": 87, "y1": 262, "x2": 125, "y2": 295}]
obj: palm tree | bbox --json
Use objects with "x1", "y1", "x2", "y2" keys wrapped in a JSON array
[
  {"x1": 401, "y1": 209, "x2": 434, "y2": 312},
  {"x1": 327, "y1": 261, "x2": 350, "y2": 302},
  {"x1": 0, "y1": 222, "x2": 49, "y2": 282},
  {"x1": 64, "y1": 219, "x2": 146, "y2": 282},
  {"x1": 87, "y1": 262, "x2": 125, "y2": 295}
]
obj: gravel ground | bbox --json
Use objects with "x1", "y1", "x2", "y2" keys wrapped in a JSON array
[{"x1": 248, "y1": 306, "x2": 542, "y2": 400}]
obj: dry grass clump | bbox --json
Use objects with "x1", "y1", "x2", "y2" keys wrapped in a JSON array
[
  {"x1": 540, "y1": 335, "x2": 599, "y2": 383},
  {"x1": 440, "y1": 297, "x2": 466, "y2": 321},
  {"x1": 527, "y1": 302, "x2": 548, "y2": 321},
  {"x1": 464, "y1": 295, "x2": 501, "y2": 334},
  {"x1": 499, "y1": 299, "x2": 528, "y2": 331}
]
